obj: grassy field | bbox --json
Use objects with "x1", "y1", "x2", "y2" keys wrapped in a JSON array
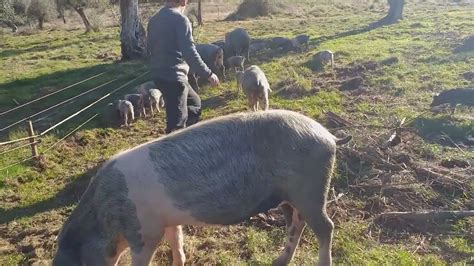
[{"x1": 1, "y1": 1, "x2": 473, "y2": 264}]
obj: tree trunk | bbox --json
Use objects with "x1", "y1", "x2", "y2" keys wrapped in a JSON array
[
  {"x1": 119, "y1": 0, "x2": 146, "y2": 60},
  {"x1": 197, "y1": 0, "x2": 203, "y2": 26},
  {"x1": 74, "y1": 7, "x2": 93, "y2": 33},
  {"x1": 383, "y1": 0, "x2": 405, "y2": 24},
  {"x1": 38, "y1": 15, "x2": 44, "y2": 30}
]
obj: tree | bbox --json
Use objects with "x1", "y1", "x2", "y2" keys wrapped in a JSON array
[
  {"x1": 55, "y1": 0, "x2": 96, "y2": 32},
  {"x1": 119, "y1": 0, "x2": 146, "y2": 60},
  {"x1": 1, "y1": 0, "x2": 32, "y2": 32},
  {"x1": 1, "y1": 0, "x2": 18, "y2": 32},
  {"x1": 197, "y1": 0, "x2": 202, "y2": 25},
  {"x1": 380, "y1": 0, "x2": 405, "y2": 25},
  {"x1": 55, "y1": 0, "x2": 67, "y2": 24},
  {"x1": 12, "y1": 0, "x2": 30, "y2": 16},
  {"x1": 27, "y1": 0, "x2": 54, "y2": 30}
]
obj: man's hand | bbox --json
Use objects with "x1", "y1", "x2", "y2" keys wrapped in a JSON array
[{"x1": 208, "y1": 73, "x2": 220, "y2": 87}]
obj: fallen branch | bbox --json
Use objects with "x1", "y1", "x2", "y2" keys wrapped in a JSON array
[
  {"x1": 419, "y1": 163, "x2": 469, "y2": 180},
  {"x1": 342, "y1": 145, "x2": 467, "y2": 188},
  {"x1": 441, "y1": 131, "x2": 467, "y2": 156},
  {"x1": 440, "y1": 158, "x2": 471, "y2": 169},
  {"x1": 327, "y1": 192, "x2": 345, "y2": 204},
  {"x1": 325, "y1": 111, "x2": 352, "y2": 128},
  {"x1": 410, "y1": 162, "x2": 468, "y2": 190},
  {"x1": 341, "y1": 147, "x2": 405, "y2": 171},
  {"x1": 350, "y1": 182, "x2": 419, "y2": 190},
  {"x1": 376, "y1": 210, "x2": 474, "y2": 224}
]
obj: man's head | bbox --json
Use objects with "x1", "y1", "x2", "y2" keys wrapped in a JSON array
[{"x1": 165, "y1": 0, "x2": 188, "y2": 8}]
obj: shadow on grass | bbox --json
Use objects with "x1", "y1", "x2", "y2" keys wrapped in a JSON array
[
  {"x1": 0, "y1": 166, "x2": 97, "y2": 224},
  {"x1": 0, "y1": 42, "x2": 76, "y2": 59},
  {"x1": 0, "y1": 34, "x2": 117, "y2": 59},
  {"x1": 201, "y1": 90, "x2": 236, "y2": 109},
  {"x1": 310, "y1": 23, "x2": 380, "y2": 47},
  {"x1": 413, "y1": 116, "x2": 474, "y2": 147},
  {"x1": 435, "y1": 239, "x2": 473, "y2": 264},
  {"x1": 248, "y1": 22, "x2": 384, "y2": 69}
]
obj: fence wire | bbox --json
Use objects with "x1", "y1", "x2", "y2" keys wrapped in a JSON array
[
  {"x1": 0, "y1": 70, "x2": 149, "y2": 173},
  {"x1": 0, "y1": 72, "x2": 106, "y2": 117},
  {"x1": 0, "y1": 113, "x2": 99, "y2": 173},
  {"x1": 0, "y1": 78, "x2": 117, "y2": 133}
]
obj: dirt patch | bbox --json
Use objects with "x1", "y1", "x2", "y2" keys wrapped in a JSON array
[
  {"x1": 409, "y1": 22, "x2": 424, "y2": 28},
  {"x1": 340, "y1": 76, "x2": 364, "y2": 91},
  {"x1": 0, "y1": 210, "x2": 65, "y2": 263},
  {"x1": 96, "y1": 51, "x2": 119, "y2": 61},
  {"x1": 352, "y1": 60, "x2": 379, "y2": 72},
  {"x1": 328, "y1": 118, "x2": 472, "y2": 235},
  {"x1": 274, "y1": 78, "x2": 316, "y2": 99},
  {"x1": 337, "y1": 60, "x2": 379, "y2": 79},
  {"x1": 245, "y1": 210, "x2": 286, "y2": 230},
  {"x1": 202, "y1": 91, "x2": 235, "y2": 108},
  {"x1": 440, "y1": 158, "x2": 471, "y2": 169},
  {"x1": 306, "y1": 59, "x2": 383, "y2": 92},
  {"x1": 380, "y1": 56, "x2": 399, "y2": 66},
  {"x1": 51, "y1": 54, "x2": 76, "y2": 61}
]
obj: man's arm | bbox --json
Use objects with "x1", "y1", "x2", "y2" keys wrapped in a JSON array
[{"x1": 176, "y1": 16, "x2": 212, "y2": 78}]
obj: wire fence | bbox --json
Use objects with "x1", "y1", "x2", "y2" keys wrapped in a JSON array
[
  {"x1": 0, "y1": 70, "x2": 150, "y2": 173},
  {"x1": 0, "y1": 134, "x2": 40, "y2": 146},
  {"x1": 42, "y1": 113, "x2": 100, "y2": 154},
  {"x1": 0, "y1": 141, "x2": 40, "y2": 156},
  {"x1": 0, "y1": 78, "x2": 118, "y2": 132},
  {"x1": 0, "y1": 72, "x2": 106, "y2": 117}
]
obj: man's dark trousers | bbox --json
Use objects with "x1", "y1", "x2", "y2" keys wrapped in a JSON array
[{"x1": 154, "y1": 78, "x2": 201, "y2": 134}]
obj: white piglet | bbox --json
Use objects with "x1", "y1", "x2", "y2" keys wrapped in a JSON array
[
  {"x1": 114, "y1": 99, "x2": 134, "y2": 126},
  {"x1": 136, "y1": 81, "x2": 158, "y2": 117},
  {"x1": 149, "y1": 89, "x2": 165, "y2": 115}
]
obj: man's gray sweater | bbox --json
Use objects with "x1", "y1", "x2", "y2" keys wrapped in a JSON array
[{"x1": 147, "y1": 6, "x2": 212, "y2": 82}]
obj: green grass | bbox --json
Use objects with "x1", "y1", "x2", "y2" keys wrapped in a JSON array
[{"x1": 1, "y1": 1, "x2": 473, "y2": 264}]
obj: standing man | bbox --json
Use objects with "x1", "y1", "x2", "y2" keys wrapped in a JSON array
[{"x1": 147, "y1": 0, "x2": 219, "y2": 134}]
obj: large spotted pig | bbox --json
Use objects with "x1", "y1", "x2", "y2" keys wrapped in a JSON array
[{"x1": 53, "y1": 110, "x2": 351, "y2": 266}]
